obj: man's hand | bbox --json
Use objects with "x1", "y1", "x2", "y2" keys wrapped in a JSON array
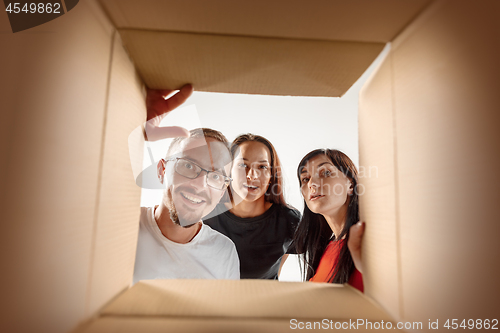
[
  {"x1": 144, "y1": 84, "x2": 194, "y2": 141},
  {"x1": 348, "y1": 221, "x2": 365, "y2": 273}
]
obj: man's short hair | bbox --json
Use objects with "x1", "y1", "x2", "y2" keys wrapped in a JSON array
[{"x1": 166, "y1": 128, "x2": 229, "y2": 157}]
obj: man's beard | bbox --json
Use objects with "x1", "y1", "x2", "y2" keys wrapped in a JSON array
[{"x1": 165, "y1": 188, "x2": 207, "y2": 228}]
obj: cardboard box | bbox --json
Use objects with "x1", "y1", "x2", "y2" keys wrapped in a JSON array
[{"x1": 1, "y1": 0, "x2": 499, "y2": 332}]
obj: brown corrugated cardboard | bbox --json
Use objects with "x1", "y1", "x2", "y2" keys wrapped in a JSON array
[
  {"x1": 2, "y1": 0, "x2": 500, "y2": 332},
  {"x1": 84, "y1": 31, "x2": 145, "y2": 316},
  {"x1": 0, "y1": 0, "x2": 144, "y2": 332},
  {"x1": 391, "y1": 0, "x2": 500, "y2": 323},
  {"x1": 96, "y1": 0, "x2": 431, "y2": 96},
  {"x1": 358, "y1": 0, "x2": 500, "y2": 326},
  {"x1": 119, "y1": 29, "x2": 384, "y2": 96},
  {"x1": 0, "y1": 1, "x2": 114, "y2": 332},
  {"x1": 99, "y1": 0, "x2": 431, "y2": 43},
  {"x1": 79, "y1": 317, "x2": 310, "y2": 333},
  {"x1": 78, "y1": 280, "x2": 399, "y2": 332},
  {"x1": 80, "y1": 317, "x2": 402, "y2": 333},
  {"x1": 102, "y1": 280, "x2": 390, "y2": 320},
  {"x1": 359, "y1": 52, "x2": 401, "y2": 320}
]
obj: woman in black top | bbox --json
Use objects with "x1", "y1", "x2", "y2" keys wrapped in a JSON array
[{"x1": 204, "y1": 134, "x2": 300, "y2": 279}]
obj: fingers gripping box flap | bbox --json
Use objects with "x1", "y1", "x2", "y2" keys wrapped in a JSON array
[{"x1": 79, "y1": 280, "x2": 400, "y2": 332}]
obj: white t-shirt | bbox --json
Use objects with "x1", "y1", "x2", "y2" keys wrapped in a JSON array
[{"x1": 133, "y1": 206, "x2": 240, "y2": 284}]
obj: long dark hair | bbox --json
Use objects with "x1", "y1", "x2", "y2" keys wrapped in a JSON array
[
  {"x1": 293, "y1": 149, "x2": 359, "y2": 283},
  {"x1": 229, "y1": 133, "x2": 286, "y2": 206}
]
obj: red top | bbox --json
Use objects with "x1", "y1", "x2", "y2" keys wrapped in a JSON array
[{"x1": 309, "y1": 240, "x2": 364, "y2": 292}]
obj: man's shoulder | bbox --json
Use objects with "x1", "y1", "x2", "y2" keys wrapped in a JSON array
[
  {"x1": 201, "y1": 224, "x2": 240, "y2": 279},
  {"x1": 202, "y1": 203, "x2": 230, "y2": 223},
  {"x1": 201, "y1": 224, "x2": 237, "y2": 248},
  {"x1": 139, "y1": 206, "x2": 154, "y2": 225},
  {"x1": 140, "y1": 206, "x2": 151, "y2": 215}
]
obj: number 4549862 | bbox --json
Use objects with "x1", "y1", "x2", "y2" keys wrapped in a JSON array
[
  {"x1": 444, "y1": 319, "x2": 498, "y2": 329},
  {"x1": 5, "y1": 3, "x2": 61, "y2": 14}
]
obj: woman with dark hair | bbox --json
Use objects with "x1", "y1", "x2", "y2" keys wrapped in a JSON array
[
  {"x1": 293, "y1": 149, "x2": 364, "y2": 291},
  {"x1": 204, "y1": 134, "x2": 300, "y2": 279}
]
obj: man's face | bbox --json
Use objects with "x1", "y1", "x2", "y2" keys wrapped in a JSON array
[{"x1": 162, "y1": 137, "x2": 231, "y2": 227}]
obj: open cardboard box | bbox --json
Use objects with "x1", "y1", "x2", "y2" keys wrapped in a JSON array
[{"x1": 1, "y1": 0, "x2": 499, "y2": 332}]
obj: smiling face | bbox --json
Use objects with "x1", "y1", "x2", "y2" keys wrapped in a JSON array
[
  {"x1": 231, "y1": 141, "x2": 272, "y2": 203},
  {"x1": 161, "y1": 137, "x2": 231, "y2": 227},
  {"x1": 299, "y1": 154, "x2": 353, "y2": 217}
]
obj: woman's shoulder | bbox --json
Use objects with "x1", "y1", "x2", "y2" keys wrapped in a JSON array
[
  {"x1": 274, "y1": 203, "x2": 301, "y2": 222},
  {"x1": 277, "y1": 203, "x2": 301, "y2": 217}
]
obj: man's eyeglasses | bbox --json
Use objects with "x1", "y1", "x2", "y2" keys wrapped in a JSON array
[{"x1": 165, "y1": 157, "x2": 232, "y2": 190}]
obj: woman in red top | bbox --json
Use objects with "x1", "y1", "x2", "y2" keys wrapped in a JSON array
[{"x1": 293, "y1": 149, "x2": 364, "y2": 292}]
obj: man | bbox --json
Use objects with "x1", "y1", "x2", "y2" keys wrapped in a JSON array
[{"x1": 133, "y1": 85, "x2": 239, "y2": 283}]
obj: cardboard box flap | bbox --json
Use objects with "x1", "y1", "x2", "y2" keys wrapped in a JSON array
[
  {"x1": 78, "y1": 317, "x2": 307, "y2": 333},
  {"x1": 97, "y1": 0, "x2": 431, "y2": 96},
  {"x1": 118, "y1": 30, "x2": 385, "y2": 96},
  {"x1": 99, "y1": 0, "x2": 432, "y2": 43},
  {"x1": 81, "y1": 317, "x2": 404, "y2": 333},
  {"x1": 101, "y1": 280, "x2": 393, "y2": 321}
]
